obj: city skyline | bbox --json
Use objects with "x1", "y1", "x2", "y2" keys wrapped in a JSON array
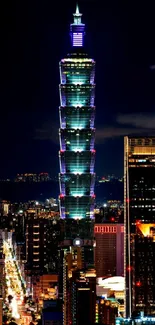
[
  {"x1": 1, "y1": 3, "x2": 155, "y2": 324},
  {"x1": 1, "y1": 1, "x2": 155, "y2": 178}
]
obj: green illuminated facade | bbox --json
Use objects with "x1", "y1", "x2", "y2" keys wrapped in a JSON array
[{"x1": 59, "y1": 6, "x2": 96, "y2": 222}]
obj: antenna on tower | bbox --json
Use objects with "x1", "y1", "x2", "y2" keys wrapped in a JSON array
[
  {"x1": 76, "y1": 3, "x2": 79, "y2": 15},
  {"x1": 73, "y1": 2, "x2": 82, "y2": 25},
  {"x1": 71, "y1": 2, "x2": 85, "y2": 47}
]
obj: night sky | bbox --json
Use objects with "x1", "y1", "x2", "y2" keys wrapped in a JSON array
[{"x1": 1, "y1": 0, "x2": 155, "y2": 178}]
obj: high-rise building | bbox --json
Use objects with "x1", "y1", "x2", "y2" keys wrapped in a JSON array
[
  {"x1": 70, "y1": 269, "x2": 96, "y2": 325},
  {"x1": 25, "y1": 209, "x2": 60, "y2": 275},
  {"x1": 124, "y1": 136, "x2": 155, "y2": 317},
  {"x1": 58, "y1": 5, "x2": 96, "y2": 254},
  {"x1": 64, "y1": 260, "x2": 96, "y2": 325},
  {"x1": 26, "y1": 210, "x2": 45, "y2": 273},
  {"x1": 94, "y1": 223, "x2": 124, "y2": 278},
  {"x1": 58, "y1": 7, "x2": 96, "y2": 323}
]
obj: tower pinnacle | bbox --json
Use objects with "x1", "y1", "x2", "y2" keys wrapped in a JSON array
[
  {"x1": 76, "y1": 3, "x2": 79, "y2": 15},
  {"x1": 70, "y1": 4, "x2": 85, "y2": 47},
  {"x1": 73, "y1": 3, "x2": 82, "y2": 25}
]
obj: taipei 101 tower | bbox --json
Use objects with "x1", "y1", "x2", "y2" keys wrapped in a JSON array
[{"x1": 59, "y1": 4, "x2": 96, "y2": 266}]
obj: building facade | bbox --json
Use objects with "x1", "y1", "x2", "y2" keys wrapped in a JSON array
[
  {"x1": 95, "y1": 223, "x2": 124, "y2": 278},
  {"x1": 64, "y1": 266, "x2": 96, "y2": 325},
  {"x1": 124, "y1": 136, "x2": 155, "y2": 317},
  {"x1": 58, "y1": 5, "x2": 96, "y2": 246},
  {"x1": 26, "y1": 210, "x2": 60, "y2": 275}
]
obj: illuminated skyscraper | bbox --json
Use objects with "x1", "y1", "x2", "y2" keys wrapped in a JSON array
[
  {"x1": 124, "y1": 137, "x2": 155, "y2": 317},
  {"x1": 59, "y1": 5, "x2": 96, "y2": 247}
]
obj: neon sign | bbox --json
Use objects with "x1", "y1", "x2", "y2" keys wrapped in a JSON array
[{"x1": 94, "y1": 226, "x2": 117, "y2": 234}]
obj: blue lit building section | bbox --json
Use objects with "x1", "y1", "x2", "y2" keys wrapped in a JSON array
[
  {"x1": 70, "y1": 4, "x2": 85, "y2": 47},
  {"x1": 59, "y1": 5, "x2": 96, "y2": 220}
]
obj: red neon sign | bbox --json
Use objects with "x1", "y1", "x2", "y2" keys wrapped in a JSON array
[{"x1": 94, "y1": 226, "x2": 117, "y2": 234}]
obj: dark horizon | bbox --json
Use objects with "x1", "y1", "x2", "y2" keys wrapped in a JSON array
[{"x1": 0, "y1": 179, "x2": 123, "y2": 203}]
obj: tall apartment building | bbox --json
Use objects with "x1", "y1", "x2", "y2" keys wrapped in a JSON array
[{"x1": 26, "y1": 209, "x2": 60, "y2": 274}]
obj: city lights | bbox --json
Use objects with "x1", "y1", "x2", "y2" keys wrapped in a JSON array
[
  {"x1": 3, "y1": 240, "x2": 26, "y2": 320},
  {"x1": 1, "y1": 2, "x2": 155, "y2": 325}
]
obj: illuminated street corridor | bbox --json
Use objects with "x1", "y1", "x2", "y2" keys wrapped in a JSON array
[{"x1": 3, "y1": 240, "x2": 26, "y2": 321}]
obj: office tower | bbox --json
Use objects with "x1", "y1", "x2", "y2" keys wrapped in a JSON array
[
  {"x1": 58, "y1": 5, "x2": 96, "y2": 254},
  {"x1": 62, "y1": 247, "x2": 83, "y2": 324},
  {"x1": 65, "y1": 267, "x2": 96, "y2": 325},
  {"x1": 124, "y1": 136, "x2": 155, "y2": 317},
  {"x1": 71, "y1": 269, "x2": 96, "y2": 325},
  {"x1": 62, "y1": 248, "x2": 96, "y2": 325},
  {"x1": 95, "y1": 223, "x2": 124, "y2": 278}
]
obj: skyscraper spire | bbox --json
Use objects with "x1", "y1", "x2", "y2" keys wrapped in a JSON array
[
  {"x1": 76, "y1": 3, "x2": 79, "y2": 15},
  {"x1": 73, "y1": 3, "x2": 82, "y2": 25},
  {"x1": 70, "y1": 3, "x2": 85, "y2": 47}
]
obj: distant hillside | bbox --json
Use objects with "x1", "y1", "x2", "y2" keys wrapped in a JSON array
[
  {"x1": 0, "y1": 181, "x2": 59, "y2": 202},
  {"x1": 95, "y1": 181, "x2": 123, "y2": 202},
  {"x1": 0, "y1": 180, "x2": 123, "y2": 203}
]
